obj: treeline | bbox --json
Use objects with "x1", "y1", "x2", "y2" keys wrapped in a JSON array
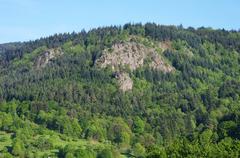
[
  {"x1": 0, "y1": 23, "x2": 240, "y2": 157},
  {"x1": 1, "y1": 23, "x2": 240, "y2": 65}
]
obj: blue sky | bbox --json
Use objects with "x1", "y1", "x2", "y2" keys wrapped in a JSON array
[{"x1": 0, "y1": 0, "x2": 239, "y2": 43}]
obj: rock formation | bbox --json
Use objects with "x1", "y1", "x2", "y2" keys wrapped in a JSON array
[
  {"x1": 96, "y1": 42, "x2": 173, "y2": 72},
  {"x1": 35, "y1": 48, "x2": 63, "y2": 68},
  {"x1": 96, "y1": 42, "x2": 174, "y2": 91},
  {"x1": 114, "y1": 72, "x2": 133, "y2": 91}
]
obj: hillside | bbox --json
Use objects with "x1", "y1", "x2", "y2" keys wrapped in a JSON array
[{"x1": 1, "y1": 23, "x2": 240, "y2": 157}]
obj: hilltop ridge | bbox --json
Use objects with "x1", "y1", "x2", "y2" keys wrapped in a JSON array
[{"x1": 1, "y1": 23, "x2": 240, "y2": 157}]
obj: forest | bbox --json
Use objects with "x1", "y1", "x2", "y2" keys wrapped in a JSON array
[{"x1": 0, "y1": 23, "x2": 240, "y2": 157}]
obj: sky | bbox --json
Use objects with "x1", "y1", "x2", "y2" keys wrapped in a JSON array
[{"x1": 0, "y1": 0, "x2": 239, "y2": 43}]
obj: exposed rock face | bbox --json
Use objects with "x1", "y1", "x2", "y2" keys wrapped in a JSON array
[
  {"x1": 97, "y1": 42, "x2": 145, "y2": 71},
  {"x1": 149, "y1": 52, "x2": 174, "y2": 72},
  {"x1": 115, "y1": 72, "x2": 133, "y2": 91},
  {"x1": 96, "y1": 42, "x2": 174, "y2": 73},
  {"x1": 35, "y1": 48, "x2": 63, "y2": 68},
  {"x1": 96, "y1": 42, "x2": 174, "y2": 91}
]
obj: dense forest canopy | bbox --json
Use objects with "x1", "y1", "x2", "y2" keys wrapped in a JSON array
[{"x1": 0, "y1": 23, "x2": 240, "y2": 157}]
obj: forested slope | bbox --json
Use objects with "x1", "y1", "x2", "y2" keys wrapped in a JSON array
[{"x1": 1, "y1": 23, "x2": 240, "y2": 157}]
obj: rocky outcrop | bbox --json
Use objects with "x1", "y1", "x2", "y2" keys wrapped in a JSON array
[
  {"x1": 97, "y1": 42, "x2": 145, "y2": 71},
  {"x1": 35, "y1": 48, "x2": 63, "y2": 68},
  {"x1": 96, "y1": 42, "x2": 174, "y2": 73},
  {"x1": 149, "y1": 52, "x2": 174, "y2": 72},
  {"x1": 114, "y1": 72, "x2": 133, "y2": 91},
  {"x1": 96, "y1": 42, "x2": 174, "y2": 91}
]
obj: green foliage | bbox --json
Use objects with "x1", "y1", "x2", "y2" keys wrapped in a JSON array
[
  {"x1": 133, "y1": 78, "x2": 151, "y2": 93},
  {"x1": 133, "y1": 117, "x2": 145, "y2": 134},
  {"x1": 97, "y1": 148, "x2": 114, "y2": 158},
  {"x1": 34, "y1": 136, "x2": 53, "y2": 150},
  {"x1": 13, "y1": 46, "x2": 47, "y2": 67},
  {"x1": 0, "y1": 23, "x2": 240, "y2": 157},
  {"x1": 84, "y1": 119, "x2": 107, "y2": 142},
  {"x1": 146, "y1": 146, "x2": 167, "y2": 158},
  {"x1": 133, "y1": 143, "x2": 146, "y2": 157},
  {"x1": 62, "y1": 41, "x2": 85, "y2": 55},
  {"x1": 12, "y1": 138, "x2": 26, "y2": 157},
  {"x1": 75, "y1": 148, "x2": 96, "y2": 158},
  {"x1": 108, "y1": 118, "x2": 132, "y2": 145}
]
